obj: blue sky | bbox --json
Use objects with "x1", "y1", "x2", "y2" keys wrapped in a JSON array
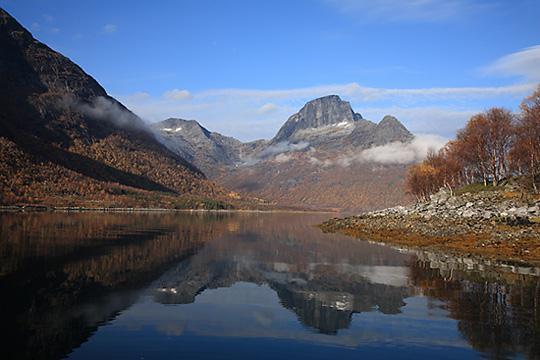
[{"x1": 2, "y1": 0, "x2": 540, "y2": 141}]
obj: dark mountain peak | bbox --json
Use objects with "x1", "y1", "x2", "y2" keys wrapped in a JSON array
[
  {"x1": 1, "y1": 7, "x2": 106, "y2": 102},
  {"x1": 308, "y1": 94, "x2": 343, "y2": 104},
  {"x1": 298, "y1": 95, "x2": 357, "y2": 125},
  {"x1": 1, "y1": 7, "x2": 29, "y2": 37},
  {"x1": 373, "y1": 115, "x2": 413, "y2": 144},
  {"x1": 345, "y1": 115, "x2": 413, "y2": 148},
  {"x1": 353, "y1": 112, "x2": 364, "y2": 121},
  {"x1": 272, "y1": 95, "x2": 359, "y2": 143},
  {"x1": 378, "y1": 115, "x2": 404, "y2": 128}
]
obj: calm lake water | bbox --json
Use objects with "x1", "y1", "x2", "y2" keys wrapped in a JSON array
[{"x1": 0, "y1": 212, "x2": 539, "y2": 359}]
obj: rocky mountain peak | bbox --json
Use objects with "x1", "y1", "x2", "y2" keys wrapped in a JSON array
[
  {"x1": 157, "y1": 118, "x2": 210, "y2": 137},
  {"x1": 272, "y1": 95, "x2": 361, "y2": 143},
  {"x1": 153, "y1": 118, "x2": 247, "y2": 177},
  {"x1": 374, "y1": 115, "x2": 414, "y2": 143},
  {"x1": 1, "y1": 7, "x2": 106, "y2": 102},
  {"x1": 379, "y1": 115, "x2": 404, "y2": 128},
  {"x1": 1, "y1": 8, "x2": 30, "y2": 40}
]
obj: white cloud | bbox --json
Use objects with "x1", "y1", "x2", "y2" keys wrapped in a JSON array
[
  {"x1": 69, "y1": 96, "x2": 147, "y2": 130},
  {"x1": 163, "y1": 89, "x2": 193, "y2": 101},
  {"x1": 117, "y1": 81, "x2": 531, "y2": 141},
  {"x1": 43, "y1": 14, "x2": 54, "y2": 23},
  {"x1": 31, "y1": 22, "x2": 40, "y2": 31},
  {"x1": 257, "y1": 103, "x2": 279, "y2": 114},
  {"x1": 241, "y1": 141, "x2": 310, "y2": 166},
  {"x1": 50, "y1": 27, "x2": 60, "y2": 34},
  {"x1": 361, "y1": 134, "x2": 447, "y2": 164},
  {"x1": 336, "y1": 134, "x2": 448, "y2": 166},
  {"x1": 193, "y1": 82, "x2": 533, "y2": 103},
  {"x1": 258, "y1": 141, "x2": 310, "y2": 158},
  {"x1": 103, "y1": 24, "x2": 118, "y2": 34},
  {"x1": 115, "y1": 46, "x2": 537, "y2": 142},
  {"x1": 483, "y1": 45, "x2": 540, "y2": 81},
  {"x1": 324, "y1": 0, "x2": 489, "y2": 23}
]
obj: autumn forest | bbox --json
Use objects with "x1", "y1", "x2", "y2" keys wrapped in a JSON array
[{"x1": 407, "y1": 86, "x2": 540, "y2": 200}]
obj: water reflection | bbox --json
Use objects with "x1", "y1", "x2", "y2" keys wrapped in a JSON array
[
  {"x1": 409, "y1": 259, "x2": 540, "y2": 359},
  {"x1": 152, "y1": 216, "x2": 411, "y2": 335},
  {"x1": 0, "y1": 212, "x2": 538, "y2": 359}
]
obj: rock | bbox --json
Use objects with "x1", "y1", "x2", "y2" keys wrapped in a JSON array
[
  {"x1": 515, "y1": 207, "x2": 529, "y2": 217},
  {"x1": 482, "y1": 211, "x2": 493, "y2": 219},
  {"x1": 271, "y1": 95, "x2": 361, "y2": 144},
  {"x1": 465, "y1": 202, "x2": 474, "y2": 208},
  {"x1": 462, "y1": 209, "x2": 476, "y2": 218},
  {"x1": 447, "y1": 197, "x2": 460, "y2": 207},
  {"x1": 430, "y1": 188, "x2": 451, "y2": 204},
  {"x1": 152, "y1": 118, "x2": 248, "y2": 177},
  {"x1": 505, "y1": 216, "x2": 531, "y2": 226}
]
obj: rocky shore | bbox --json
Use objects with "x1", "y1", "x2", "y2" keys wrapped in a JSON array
[{"x1": 320, "y1": 185, "x2": 540, "y2": 265}]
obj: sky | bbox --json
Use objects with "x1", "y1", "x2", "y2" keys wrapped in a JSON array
[{"x1": 2, "y1": 0, "x2": 540, "y2": 141}]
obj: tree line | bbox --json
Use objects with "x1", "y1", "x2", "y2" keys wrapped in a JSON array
[{"x1": 407, "y1": 85, "x2": 540, "y2": 200}]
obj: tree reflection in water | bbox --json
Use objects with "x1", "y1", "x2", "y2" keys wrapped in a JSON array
[
  {"x1": 0, "y1": 212, "x2": 538, "y2": 359},
  {"x1": 408, "y1": 259, "x2": 540, "y2": 359}
]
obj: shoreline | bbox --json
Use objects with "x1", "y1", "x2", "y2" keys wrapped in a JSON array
[
  {"x1": 320, "y1": 188, "x2": 540, "y2": 267},
  {"x1": 368, "y1": 239, "x2": 540, "y2": 278},
  {"x1": 0, "y1": 204, "x2": 336, "y2": 214},
  {"x1": 321, "y1": 218, "x2": 540, "y2": 267}
]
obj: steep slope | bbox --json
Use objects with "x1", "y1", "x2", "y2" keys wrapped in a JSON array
[{"x1": 0, "y1": 8, "x2": 235, "y2": 208}]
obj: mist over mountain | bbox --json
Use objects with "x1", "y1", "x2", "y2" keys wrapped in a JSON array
[
  {"x1": 0, "y1": 6, "x2": 439, "y2": 211},
  {"x1": 0, "y1": 8, "x2": 237, "y2": 208},
  {"x1": 154, "y1": 95, "x2": 424, "y2": 211}
]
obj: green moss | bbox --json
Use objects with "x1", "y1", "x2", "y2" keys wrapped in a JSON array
[{"x1": 455, "y1": 182, "x2": 500, "y2": 196}]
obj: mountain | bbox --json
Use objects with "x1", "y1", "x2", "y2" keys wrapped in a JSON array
[
  {"x1": 152, "y1": 118, "x2": 264, "y2": 178},
  {"x1": 347, "y1": 115, "x2": 414, "y2": 147},
  {"x1": 0, "y1": 8, "x2": 241, "y2": 209},
  {"x1": 270, "y1": 95, "x2": 413, "y2": 149},
  {"x1": 154, "y1": 95, "x2": 415, "y2": 211},
  {"x1": 271, "y1": 95, "x2": 364, "y2": 145}
]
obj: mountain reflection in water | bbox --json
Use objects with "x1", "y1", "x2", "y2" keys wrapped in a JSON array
[{"x1": 0, "y1": 212, "x2": 538, "y2": 359}]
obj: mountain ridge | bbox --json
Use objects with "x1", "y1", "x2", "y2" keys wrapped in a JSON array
[{"x1": 154, "y1": 95, "x2": 415, "y2": 211}]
